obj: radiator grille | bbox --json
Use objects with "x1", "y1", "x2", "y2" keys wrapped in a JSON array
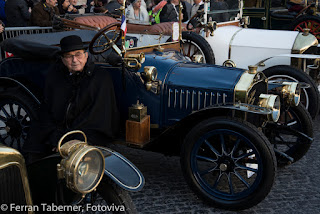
[
  {"x1": 0, "y1": 164, "x2": 27, "y2": 213},
  {"x1": 247, "y1": 81, "x2": 268, "y2": 106}
]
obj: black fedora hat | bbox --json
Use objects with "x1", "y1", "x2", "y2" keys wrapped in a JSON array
[{"x1": 59, "y1": 35, "x2": 87, "y2": 54}]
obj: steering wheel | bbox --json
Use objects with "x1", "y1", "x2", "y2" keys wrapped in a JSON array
[
  {"x1": 187, "y1": 12, "x2": 203, "y2": 30},
  {"x1": 89, "y1": 22, "x2": 122, "y2": 55}
]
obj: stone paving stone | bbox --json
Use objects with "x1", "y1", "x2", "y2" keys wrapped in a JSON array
[{"x1": 111, "y1": 116, "x2": 320, "y2": 213}]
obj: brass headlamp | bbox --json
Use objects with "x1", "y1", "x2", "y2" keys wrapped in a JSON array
[
  {"x1": 259, "y1": 94, "x2": 281, "y2": 122},
  {"x1": 142, "y1": 66, "x2": 158, "y2": 90},
  {"x1": 281, "y1": 82, "x2": 301, "y2": 106},
  {"x1": 57, "y1": 130, "x2": 105, "y2": 195}
]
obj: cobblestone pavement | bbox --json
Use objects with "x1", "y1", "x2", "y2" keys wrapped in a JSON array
[{"x1": 112, "y1": 117, "x2": 320, "y2": 214}]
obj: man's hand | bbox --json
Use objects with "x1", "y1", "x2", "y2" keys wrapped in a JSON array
[
  {"x1": 52, "y1": 147, "x2": 59, "y2": 152},
  {"x1": 0, "y1": 24, "x2": 4, "y2": 34}
]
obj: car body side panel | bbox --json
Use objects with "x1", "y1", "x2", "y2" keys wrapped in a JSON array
[
  {"x1": 208, "y1": 26, "x2": 298, "y2": 68},
  {"x1": 206, "y1": 26, "x2": 241, "y2": 65}
]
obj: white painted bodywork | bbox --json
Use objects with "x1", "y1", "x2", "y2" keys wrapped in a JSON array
[
  {"x1": 207, "y1": 26, "x2": 302, "y2": 70},
  {"x1": 127, "y1": 33, "x2": 170, "y2": 47}
]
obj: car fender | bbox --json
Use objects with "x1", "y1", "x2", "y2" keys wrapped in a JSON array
[
  {"x1": 0, "y1": 77, "x2": 40, "y2": 104},
  {"x1": 256, "y1": 53, "x2": 320, "y2": 71},
  {"x1": 96, "y1": 146, "x2": 145, "y2": 192}
]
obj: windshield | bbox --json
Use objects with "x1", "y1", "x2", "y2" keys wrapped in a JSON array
[{"x1": 208, "y1": 0, "x2": 241, "y2": 23}]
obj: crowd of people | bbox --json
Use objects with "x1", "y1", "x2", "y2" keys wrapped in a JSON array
[{"x1": 0, "y1": 0, "x2": 209, "y2": 30}]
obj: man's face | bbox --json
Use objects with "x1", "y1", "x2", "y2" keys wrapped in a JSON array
[
  {"x1": 46, "y1": 0, "x2": 57, "y2": 7},
  {"x1": 70, "y1": 0, "x2": 78, "y2": 5},
  {"x1": 61, "y1": 50, "x2": 88, "y2": 74}
]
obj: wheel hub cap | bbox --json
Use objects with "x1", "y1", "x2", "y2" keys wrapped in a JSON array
[
  {"x1": 6, "y1": 118, "x2": 22, "y2": 138},
  {"x1": 219, "y1": 163, "x2": 228, "y2": 171}
]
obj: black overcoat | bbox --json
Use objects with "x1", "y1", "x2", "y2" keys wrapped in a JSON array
[{"x1": 24, "y1": 60, "x2": 120, "y2": 153}]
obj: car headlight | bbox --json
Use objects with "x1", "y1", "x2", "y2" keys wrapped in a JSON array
[
  {"x1": 259, "y1": 94, "x2": 281, "y2": 122},
  {"x1": 281, "y1": 82, "x2": 300, "y2": 106},
  {"x1": 57, "y1": 131, "x2": 105, "y2": 195}
]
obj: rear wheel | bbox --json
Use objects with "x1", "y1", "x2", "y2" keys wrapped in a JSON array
[
  {"x1": 180, "y1": 117, "x2": 276, "y2": 210},
  {"x1": 167, "y1": 31, "x2": 215, "y2": 64},
  {"x1": 263, "y1": 65, "x2": 320, "y2": 118}
]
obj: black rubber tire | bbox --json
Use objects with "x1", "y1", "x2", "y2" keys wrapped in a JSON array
[
  {"x1": 290, "y1": 15, "x2": 320, "y2": 41},
  {"x1": 177, "y1": 31, "x2": 215, "y2": 64},
  {"x1": 180, "y1": 117, "x2": 276, "y2": 210},
  {"x1": 0, "y1": 88, "x2": 39, "y2": 151},
  {"x1": 93, "y1": 177, "x2": 138, "y2": 214},
  {"x1": 262, "y1": 65, "x2": 320, "y2": 119},
  {"x1": 267, "y1": 103, "x2": 313, "y2": 167}
]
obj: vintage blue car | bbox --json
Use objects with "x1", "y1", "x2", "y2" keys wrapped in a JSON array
[{"x1": 0, "y1": 26, "x2": 313, "y2": 210}]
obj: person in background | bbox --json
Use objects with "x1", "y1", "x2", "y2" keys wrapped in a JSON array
[
  {"x1": 0, "y1": 0, "x2": 7, "y2": 25},
  {"x1": 159, "y1": 0, "x2": 188, "y2": 23},
  {"x1": 70, "y1": 0, "x2": 87, "y2": 13},
  {"x1": 148, "y1": 0, "x2": 167, "y2": 24},
  {"x1": 58, "y1": 0, "x2": 78, "y2": 15},
  {"x1": 190, "y1": 0, "x2": 203, "y2": 18},
  {"x1": 182, "y1": 0, "x2": 191, "y2": 19},
  {"x1": 90, "y1": 0, "x2": 108, "y2": 13},
  {"x1": 105, "y1": 0, "x2": 124, "y2": 17},
  {"x1": 0, "y1": 21, "x2": 4, "y2": 33},
  {"x1": 30, "y1": 0, "x2": 60, "y2": 26},
  {"x1": 5, "y1": 0, "x2": 31, "y2": 27},
  {"x1": 126, "y1": 0, "x2": 149, "y2": 23}
]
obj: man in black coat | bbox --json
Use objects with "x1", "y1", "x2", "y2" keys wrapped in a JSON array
[
  {"x1": 23, "y1": 35, "x2": 120, "y2": 162},
  {"x1": 159, "y1": 0, "x2": 188, "y2": 23},
  {"x1": 5, "y1": 0, "x2": 31, "y2": 27}
]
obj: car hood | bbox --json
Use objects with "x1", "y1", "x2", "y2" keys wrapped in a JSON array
[
  {"x1": 165, "y1": 63, "x2": 245, "y2": 91},
  {"x1": 141, "y1": 53, "x2": 245, "y2": 90},
  {"x1": 207, "y1": 26, "x2": 302, "y2": 68}
]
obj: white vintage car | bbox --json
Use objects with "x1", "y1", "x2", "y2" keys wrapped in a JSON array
[{"x1": 183, "y1": 0, "x2": 320, "y2": 118}]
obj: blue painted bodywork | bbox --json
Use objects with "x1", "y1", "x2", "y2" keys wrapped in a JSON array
[{"x1": 101, "y1": 51, "x2": 246, "y2": 128}]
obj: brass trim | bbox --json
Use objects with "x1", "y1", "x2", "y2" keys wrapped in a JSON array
[
  {"x1": 125, "y1": 42, "x2": 180, "y2": 56},
  {"x1": 228, "y1": 28, "x2": 243, "y2": 59},
  {"x1": 258, "y1": 94, "x2": 280, "y2": 122},
  {"x1": 281, "y1": 82, "x2": 301, "y2": 106},
  {"x1": 0, "y1": 146, "x2": 33, "y2": 212},
  {"x1": 292, "y1": 32, "x2": 318, "y2": 54},
  {"x1": 234, "y1": 71, "x2": 267, "y2": 104},
  {"x1": 222, "y1": 59, "x2": 236, "y2": 67}
]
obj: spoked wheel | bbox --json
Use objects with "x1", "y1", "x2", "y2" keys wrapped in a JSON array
[
  {"x1": 263, "y1": 65, "x2": 320, "y2": 118},
  {"x1": 264, "y1": 104, "x2": 313, "y2": 167},
  {"x1": 180, "y1": 31, "x2": 215, "y2": 64},
  {"x1": 0, "y1": 88, "x2": 38, "y2": 151},
  {"x1": 181, "y1": 117, "x2": 276, "y2": 210},
  {"x1": 89, "y1": 22, "x2": 122, "y2": 55},
  {"x1": 290, "y1": 15, "x2": 320, "y2": 40}
]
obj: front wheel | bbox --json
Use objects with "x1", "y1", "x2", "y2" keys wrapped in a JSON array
[
  {"x1": 264, "y1": 103, "x2": 313, "y2": 167},
  {"x1": 80, "y1": 178, "x2": 137, "y2": 214},
  {"x1": 180, "y1": 117, "x2": 276, "y2": 210},
  {"x1": 263, "y1": 65, "x2": 320, "y2": 119}
]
